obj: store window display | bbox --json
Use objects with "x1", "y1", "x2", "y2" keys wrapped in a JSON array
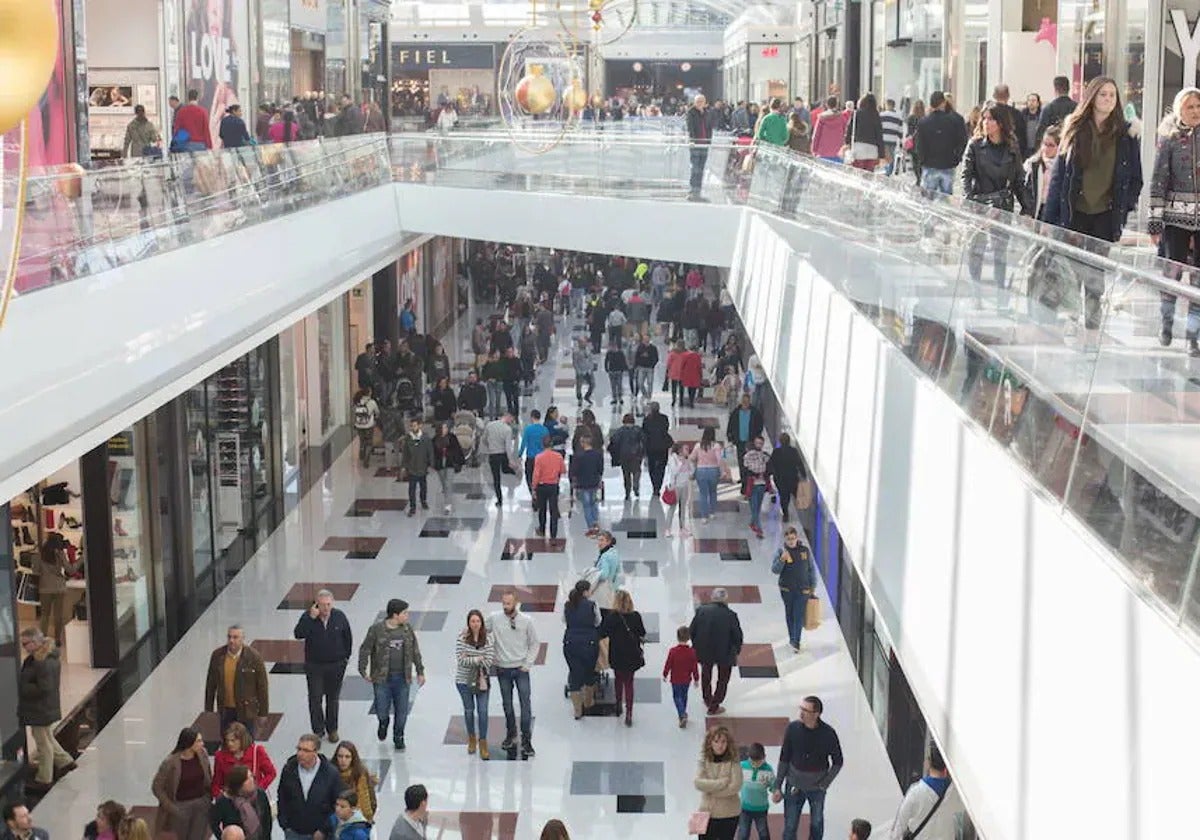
[{"x1": 106, "y1": 429, "x2": 154, "y2": 656}]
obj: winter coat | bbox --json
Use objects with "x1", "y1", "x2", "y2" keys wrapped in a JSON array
[
  {"x1": 666, "y1": 349, "x2": 686, "y2": 382},
  {"x1": 572, "y1": 345, "x2": 596, "y2": 376},
  {"x1": 960, "y1": 138, "x2": 1034, "y2": 214},
  {"x1": 17, "y1": 643, "x2": 62, "y2": 725},
  {"x1": 1023, "y1": 152, "x2": 1057, "y2": 220},
  {"x1": 633, "y1": 343, "x2": 659, "y2": 369},
  {"x1": 457, "y1": 382, "x2": 487, "y2": 414},
  {"x1": 608, "y1": 425, "x2": 645, "y2": 467},
  {"x1": 398, "y1": 432, "x2": 435, "y2": 476},
  {"x1": 571, "y1": 422, "x2": 604, "y2": 454},
  {"x1": 914, "y1": 109, "x2": 969, "y2": 170},
  {"x1": 1043, "y1": 121, "x2": 1143, "y2": 237},
  {"x1": 766, "y1": 443, "x2": 807, "y2": 490},
  {"x1": 330, "y1": 810, "x2": 372, "y2": 840},
  {"x1": 357, "y1": 619, "x2": 425, "y2": 683},
  {"x1": 680, "y1": 351, "x2": 704, "y2": 388},
  {"x1": 210, "y1": 790, "x2": 274, "y2": 840},
  {"x1": 726, "y1": 405, "x2": 765, "y2": 445},
  {"x1": 430, "y1": 387, "x2": 458, "y2": 422},
  {"x1": 694, "y1": 752, "x2": 745, "y2": 820},
  {"x1": 812, "y1": 109, "x2": 851, "y2": 157},
  {"x1": 844, "y1": 108, "x2": 886, "y2": 159},
  {"x1": 432, "y1": 433, "x2": 465, "y2": 471},
  {"x1": 277, "y1": 755, "x2": 340, "y2": 836},
  {"x1": 211, "y1": 743, "x2": 276, "y2": 797},
  {"x1": 689, "y1": 602, "x2": 744, "y2": 666},
  {"x1": 152, "y1": 750, "x2": 213, "y2": 835},
  {"x1": 604, "y1": 349, "x2": 628, "y2": 373},
  {"x1": 600, "y1": 610, "x2": 647, "y2": 673},
  {"x1": 1149, "y1": 115, "x2": 1200, "y2": 234},
  {"x1": 204, "y1": 645, "x2": 270, "y2": 723},
  {"x1": 641, "y1": 412, "x2": 673, "y2": 453},
  {"x1": 771, "y1": 544, "x2": 816, "y2": 595}
]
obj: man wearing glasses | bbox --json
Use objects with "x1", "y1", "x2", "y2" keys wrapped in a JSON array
[
  {"x1": 277, "y1": 733, "x2": 339, "y2": 840},
  {"x1": 770, "y1": 695, "x2": 844, "y2": 840},
  {"x1": 486, "y1": 591, "x2": 539, "y2": 758}
]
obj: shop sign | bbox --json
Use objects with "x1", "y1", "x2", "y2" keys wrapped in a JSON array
[
  {"x1": 290, "y1": 0, "x2": 327, "y2": 34},
  {"x1": 391, "y1": 44, "x2": 495, "y2": 71}
]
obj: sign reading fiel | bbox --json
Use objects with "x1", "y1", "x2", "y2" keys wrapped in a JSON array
[{"x1": 391, "y1": 44, "x2": 495, "y2": 71}]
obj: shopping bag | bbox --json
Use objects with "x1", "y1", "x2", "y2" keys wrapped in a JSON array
[
  {"x1": 804, "y1": 596, "x2": 821, "y2": 630},
  {"x1": 688, "y1": 811, "x2": 711, "y2": 835},
  {"x1": 596, "y1": 637, "x2": 610, "y2": 672},
  {"x1": 796, "y1": 479, "x2": 814, "y2": 511}
]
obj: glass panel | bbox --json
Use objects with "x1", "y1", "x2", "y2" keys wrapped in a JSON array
[
  {"x1": 247, "y1": 345, "x2": 274, "y2": 518},
  {"x1": 0, "y1": 503, "x2": 21, "y2": 760},
  {"x1": 107, "y1": 427, "x2": 153, "y2": 656},
  {"x1": 318, "y1": 296, "x2": 349, "y2": 438},
  {"x1": 185, "y1": 381, "x2": 215, "y2": 588},
  {"x1": 212, "y1": 357, "x2": 251, "y2": 558}
]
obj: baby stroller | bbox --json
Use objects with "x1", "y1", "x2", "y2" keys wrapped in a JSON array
[
  {"x1": 452, "y1": 409, "x2": 483, "y2": 466},
  {"x1": 395, "y1": 376, "x2": 420, "y2": 417}
]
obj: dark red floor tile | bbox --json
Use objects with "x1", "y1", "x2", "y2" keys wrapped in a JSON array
[{"x1": 692, "y1": 585, "x2": 762, "y2": 604}]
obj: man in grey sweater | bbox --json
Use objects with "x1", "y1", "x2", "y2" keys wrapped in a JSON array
[
  {"x1": 480, "y1": 413, "x2": 517, "y2": 507},
  {"x1": 485, "y1": 590, "x2": 540, "y2": 758}
]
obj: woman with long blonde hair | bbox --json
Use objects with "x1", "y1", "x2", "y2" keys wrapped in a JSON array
[
  {"x1": 1043, "y1": 76, "x2": 1144, "y2": 331},
  {"x1": 692, "y1": 725, "x2": 743, "y2": 839}
]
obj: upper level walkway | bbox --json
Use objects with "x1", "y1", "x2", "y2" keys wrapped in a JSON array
[{"x1": 5, "y1": 128, "x2": 1200, "y2": 839}]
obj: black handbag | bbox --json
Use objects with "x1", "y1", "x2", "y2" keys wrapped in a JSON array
[
  {"x1": 973, "y1": 188, "x2": 1014, "y2": 211},
  {"x1": 618, "y1": 613, "x2": 645, "y2": 670}
]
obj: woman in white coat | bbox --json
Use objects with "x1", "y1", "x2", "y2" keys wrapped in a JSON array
[{"x1": 662, "y1": 443, "x2": 695, "y2": 537}]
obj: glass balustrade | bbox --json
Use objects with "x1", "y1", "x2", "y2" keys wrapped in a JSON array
[{"x1": 7, "y1": 128, "x2": 1200, "y2": 636}]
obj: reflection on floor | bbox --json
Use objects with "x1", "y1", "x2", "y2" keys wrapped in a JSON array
[{"x1": 33, "y1": 304, "x2": 900, "y2": 838}]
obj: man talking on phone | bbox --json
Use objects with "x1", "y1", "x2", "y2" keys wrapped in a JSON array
[{"x1": 294, "y1": 588, "x2": 354, "y2": 743}]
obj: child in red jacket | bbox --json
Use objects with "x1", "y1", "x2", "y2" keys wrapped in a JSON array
[{"x1": 663, "y1": 625, "x2": 701, "y2": 727}]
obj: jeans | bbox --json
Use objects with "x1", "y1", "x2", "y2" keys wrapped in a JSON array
[
  {"x1": 304, "y1": 661, "x2": 346, "y2": 735},
  {"x1": 524, "y1": 457, "x2": 537, "y2": 492},
  {"x1": 921, "y1": 167, "x2": 954, "y2": 195},
  {"x1": 781, "y1": 590, "x2": 809, "y2": 648},
  {"x1": 407, "y1": 474, "x2": 427, "y2": 508},
  {"x1": 782, "y1": 787, "x2": 826, "y2": 840},
  {"x1": 736, "y1": 811, "x2": 770, "y2": 840},
  {"x1": 635, "y1": 367, "x2": 655, "y2": 399},
  {"x1": 690, "y1": 146, "x2": 710, "y2": 195},
  {"x1": 535, "y1": 484, "x2": 561, "y2": 537},
  {"x1": 671, "y1": 683, "x2": 690, "y2": 718},
  {"x1": 967, "y1": 227, "x2": 1011, "y2": 290},
  {"x1": 578, "y1": 487, "x2": 600, "y2": 528},
  {"x1": 621, "y1": 463, "x2": 642, "y2": 497},
  {"x1": 488, "y1": 453, "x2": 507, "y2": 503},
  {"x1": 749, "y1": 483, "x2": 766, "y2": 529},
  {"x1": 504, "y1": 382, "x2": 521, "y2": 415},
  {"x1": 695, "y1": 467, "x2": 719, "y2": 518},
  {"x1": 455, "y1": 682, "x2": 490, "y2": 740},
  {"x1": 357, "y1": 428, "x2": 374, "y2": 463},
  {"x1": 608, "y1": 371, "x2": 625, "y2": 402},
  {"x1": 700, "y1": 661, "x2": 732, "y2": 711},
  {"x1": 496, "y1": 666, "x2": 533, "y2": 739},
  {"x1": 486, "y1": 381, "x2": 503, "y2": 418},
  {"x1": 575, "y1": 371, "x2": 595, "y2": 402},
  {"x1": 373, "y1": 674, "x2": 411, "y2": 743}
]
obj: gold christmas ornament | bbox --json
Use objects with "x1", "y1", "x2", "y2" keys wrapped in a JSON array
[
  {"x1": 516, "y1": 65, "x2": 557, "y2": 114},
  {"x1": 0, "y1": 0, "x2": 59, "y2": 135},
  {"x1": 566, "y1": 80, "x2": 588, "y2": 112}
]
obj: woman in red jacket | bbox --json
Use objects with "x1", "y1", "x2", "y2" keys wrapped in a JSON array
[
  {"x1": 680, "y1": 346, "x2": 705, "y2": 408},
  {"x1": 211, "y1": 721, "x2": 277, "y2": 797},
  {"x1": 666, "y1": 341, "x2": 687, "y2": 407}
]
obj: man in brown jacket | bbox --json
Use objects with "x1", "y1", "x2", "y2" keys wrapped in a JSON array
[{"x1": 204, "y1": 624, "x2": 269, "y2": 737}]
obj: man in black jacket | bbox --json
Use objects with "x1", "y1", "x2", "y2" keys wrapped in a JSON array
[
  {"x1": 1036, "y1": 75, "x2": 1076, "y2": 144},
  {"x1": 458, "y1": 371, "x2": 488, "y2": 416},
  {"x1": 641, "y1": 401, "x2": 673, "y2": 495},
  {"x1": 632, "y1": 335, "x2": 659, "y2": 406},
  {"x1": 770, "y1": 696, "x2": 844, "y2": 840},
  {"x1": 293, "y1": 589, "x2": 353, "y2": 743},
  {"x1": 688, "y1": 589, "x2": 743, "y2": 716},
  {"x1": 686, "y1": 95, "x2": 714, "y2": 201},
  {"x1": 766, "y1": 433, "x2": 808, "y2": 522},
  {"x1": 18, "y1": 629, "x2": 74, "y2": 791},
  {"x1": 726, "y1": 394, "x2": 765, "y2": 483},
  {"x1": 277, "y1": 735, "x2": 340, "y2": 840},
  {"x1": 499, "y1": 347, "x2": 523, "y2": 416},
  {"x1": 914, "y1": 91, "x2": 968, "y2": 195}
]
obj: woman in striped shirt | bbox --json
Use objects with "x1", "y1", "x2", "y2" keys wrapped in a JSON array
[{"x1": 455, "y1": 609, "x2": 495, "y2": 759}]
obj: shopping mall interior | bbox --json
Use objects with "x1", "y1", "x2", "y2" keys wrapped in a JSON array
[{"x1": 1, "y1": 2, "x2": 1200, "y2": 840}]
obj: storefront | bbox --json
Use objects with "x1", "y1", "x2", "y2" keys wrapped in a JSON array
[
  {"x1": 360, "y1": 0, "x2": 391, "y2": 110},
  {"x1": 389, "y1": 42, "x2": 497, "y2": 119},
  {"x1": 605, "y1": 59, "x2": 719, "y2": 104},
  {"x1": 723, "y1": 42, "x2": 796, "y2": 104},
  {"x1": 291, "y1": 0, "x2": 328, "y2": 97}
]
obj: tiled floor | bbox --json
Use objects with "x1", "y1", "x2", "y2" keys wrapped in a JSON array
[{"x1": 34, "y1": 303, "x2": 901, "y2": 839}]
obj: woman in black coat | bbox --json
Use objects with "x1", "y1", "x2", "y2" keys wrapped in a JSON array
[
  {"x1": 961, "y1": 101, "x2": 1034, "y2": 289},
  {"x1": 431, "y1": 422, "x2": 465, "y2": 514},
  {"x1": 210, "y1": 765, "x2": 273, "y2": 840},
  {"x1": 843, "y1": 93, "x2": 887, "y2": 171},
  {"x1": 430, "y1": 377, "x2": 458, "y2": 423},
  {"x1": 600, "y1": 589, "x2": 646, "y2": 727},
  {"x1": 766, "y1": 433, "x2": 809, "y2": 522}
]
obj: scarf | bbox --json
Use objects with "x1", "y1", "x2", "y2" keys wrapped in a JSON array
[{"x1": 234, "y1": 792, "x2": 261, "y2": 840}]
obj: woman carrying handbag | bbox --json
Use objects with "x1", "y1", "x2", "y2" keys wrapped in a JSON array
[
  {"x1": 692, "y1": 725, "x2": 744, "y2": 839},
  {"x1": 454, "y1": 609, "x2": 495, "y2": 759},
  {"x1": 600, "y1": 590, "x2": 647, "y2": 727},
  {"x1": 841, "y1": 94, "x2": 887, "y2": 172}
]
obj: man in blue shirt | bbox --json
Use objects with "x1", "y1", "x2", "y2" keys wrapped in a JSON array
[{"x1": 518, "y1": 409, "x2": 546, "y2": 492}]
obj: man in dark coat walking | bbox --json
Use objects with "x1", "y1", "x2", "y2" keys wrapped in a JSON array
[
  {"x1": 726, "y1": 394, "x2": 765, "y2": 482},
  {"x1": 18, "y1": 628, "x2": 75, "y2": 791},
  {"x1": 293, "y1": 588, "x2": 354, "y2": 743},
  {"x1": 688, "y1": 588, "x2": 744, "y2": 715}
]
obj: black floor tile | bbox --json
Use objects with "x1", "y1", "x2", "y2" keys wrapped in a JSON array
[
  {"x1": 739, "y1": 665, "x2": 780, "y2": 679},
  {"x1": 720, "y1": 551, "x2": 752, "y2": 562},
  {"x1": 427, "y1": 575, "x2": 463, "y2": 584},
  {"x1": 346, "y1": 550, "x2": 379, "y2": 559},
  {"x1": 270, "y1": 663, "x2": 308, "y2": 675},
  {"x1": 616, "y1": 795, "x2": 666, "y2": 814},
  {"x1": 627, "y1": 530, "x2": 657, "y2": 539},
  {"x1": 418, "y1": 529, "x2": 451, "y2": 538}
]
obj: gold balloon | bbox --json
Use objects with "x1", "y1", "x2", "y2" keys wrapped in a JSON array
[{"x1": 0, "y1": 0, "x2": 60, "y2": 135}]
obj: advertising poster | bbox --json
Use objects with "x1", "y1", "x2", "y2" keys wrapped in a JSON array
[{"x1": 184, "y1": 0, "x2": 242, "y2": 147}]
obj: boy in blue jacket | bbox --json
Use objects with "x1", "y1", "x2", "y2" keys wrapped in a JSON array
[
  {"x1": 738, "y1": 741, "x2": 775, "y2": 838},
  {"x1": 330, "y1": 791, "x2": 372, "y2": 840}
]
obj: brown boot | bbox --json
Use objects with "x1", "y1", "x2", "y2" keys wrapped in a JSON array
[
  {"x1": 479, "y1": 739, "x2": 490, "y2": 760},
  {"x1": 570, "y1": 691, "x2": 584, "y2": 720},
  {"x1": 467, "y1": 735, "x2": 477, "y2": 755}
]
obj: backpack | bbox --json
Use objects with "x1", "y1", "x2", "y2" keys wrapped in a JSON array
[{"x1": 353, "y1": 400, "x2": 373, "y2": 428}]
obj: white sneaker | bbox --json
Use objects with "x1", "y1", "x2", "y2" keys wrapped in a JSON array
[{"x1": 663, "y1": 529, "x2": 673, "y2": 538}]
